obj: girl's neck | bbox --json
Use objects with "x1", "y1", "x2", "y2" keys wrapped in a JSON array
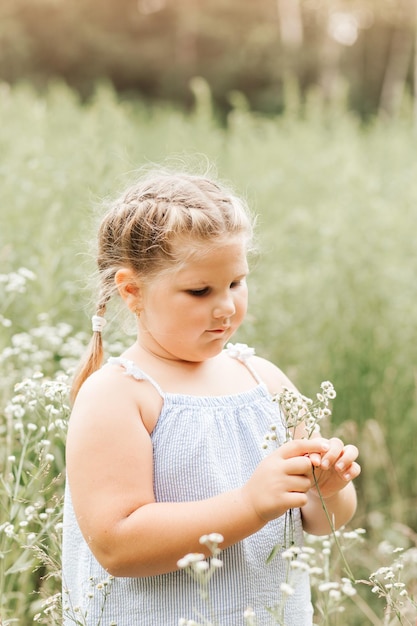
[
  {"x1": 120, "y1": 341, "x2": 258, "y2": 397},
  {"x1": 128, "y1": 340, "x2": 207, "y2": 367}
]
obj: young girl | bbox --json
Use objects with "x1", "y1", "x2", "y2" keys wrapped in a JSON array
[{"x1": 62, "y1": 170, "x2": 360, "y2": 626}]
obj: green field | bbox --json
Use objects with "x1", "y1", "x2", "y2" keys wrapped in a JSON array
[{"x1": 1, "y1": 80, "x2": 416, "y2": 624}]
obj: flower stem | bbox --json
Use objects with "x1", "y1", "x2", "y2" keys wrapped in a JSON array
[{"x1": 311, "y1": 468, "x2": 356, "y2": 583}]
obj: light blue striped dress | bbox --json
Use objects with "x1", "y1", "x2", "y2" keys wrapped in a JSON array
[{"x1": 62, "y1": 345, "x2": 313, "y2": 626}]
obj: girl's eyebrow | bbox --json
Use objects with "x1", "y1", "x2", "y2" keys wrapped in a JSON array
[{"x1": 181, "y1": 272, "x2": 248, "y2": 288}]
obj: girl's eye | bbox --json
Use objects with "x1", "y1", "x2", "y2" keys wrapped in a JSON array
[
  {"x1": 230, "y1": 280, "x2": 243, "y2": 289},
  {"x1": 187, "y1": 287, "x2": 210, "y2": 297}
]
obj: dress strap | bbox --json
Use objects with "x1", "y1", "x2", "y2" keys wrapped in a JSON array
[
  {"x1": 107, "y1": 357, "x2": 165, "y2": 398},
  {"x1": 224, "y1": 343, "x2": 263, "y2": 385}
]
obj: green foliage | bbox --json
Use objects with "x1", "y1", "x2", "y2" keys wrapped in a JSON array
[
  {"x1": 1, "y1": 81, "x2": 417, "y2": 623},
  {"x1": 0, "y1": 0, "x2": 416, "y2": 117}
]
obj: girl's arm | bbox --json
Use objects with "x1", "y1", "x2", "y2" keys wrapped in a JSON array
[{"x1": 66, "y1": 366, "x2": 331, "y2": 578}]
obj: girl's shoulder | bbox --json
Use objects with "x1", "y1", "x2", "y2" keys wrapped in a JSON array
[
  {"x1": 70, "y1": 362, "x2": 136, "y2": 421},
  {"x1": 223, "y1": 342, "x2": 295, "y2": 396},
  {"x1": 72, "y1": 358, "x2": 161, "y2": 415},
  {"x1": 70, "y1": 359, "x2": 163, "y2": 435},
  {"x1": 77, "y1": 358, "x2": 135, "y2": 395},
  {"x1": 247, "y1": 354, "x2": 295, "y2": 396}
]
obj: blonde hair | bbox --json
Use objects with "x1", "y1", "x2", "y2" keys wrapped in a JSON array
[{"x1": 70, "y1": 170, "x2": 254, "y2": 402}]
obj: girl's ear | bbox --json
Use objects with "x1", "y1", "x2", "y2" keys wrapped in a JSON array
[{"x1": 114, "y1": 268, "x2": 143, "y2": 312}]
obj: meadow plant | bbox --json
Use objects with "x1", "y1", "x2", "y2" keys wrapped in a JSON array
[
  {"x1": 305, "y1": 530, "x2": 363, "y2": 625},
  {"x1": 176, "y1": 527, "x2": 417, "y2": 626},
  {"x1": 0, "y1": 267, "x2": 36, "y2": 330},
  {"x1": 0, "y1": 268, "x2": 66, "y2": 621},
  {"x1": 358, "y1": 541, "x2": 417, "y2": 625},
  {"x1": 0, "y1": 267, "x2": 130, "y2": 624},
  {"x1": 177, "y1": 533, "x2": 225, "y2": 626},
  {"x1": 59, "y1": 574, "x2": 116, "y2": 626},
  {"x1": 176, "y1": 529, "x2": 356, "y2": 625},
  {"x1": 0, "y1": 369, "x2": 69, "y2": 622}
]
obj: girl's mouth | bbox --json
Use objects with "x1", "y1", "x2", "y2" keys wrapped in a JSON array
[{"x1": 208, "y1": 327, "x2": 230, "y2": 334}]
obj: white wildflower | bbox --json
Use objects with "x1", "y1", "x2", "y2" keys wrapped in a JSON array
[
  {"x1": 341, "y1": 578, "x2": 357, "y2": 597},
  {"x1": 199, "y1": 532, "x2": 224, "y2": 546},
  {"x1": 280, "y1": 582, "x2": 295, "y2": 596},
  {"x1": 290, "y1": 560, "x2": 310, "y2": 572},
  {"x1": 194, "y1": 561, "x2": 210, "y2": 573},
  {"x1": 177, "y1": 553, "x2": 205, "y2": 569},
  {"x1": 4, "y1": 524, "x2": 15, "y2": 537},
  {"x1": 319, "y1": 582, "x2": 339, "y2": 592},
  {"x1": 329, "y1": 589, "x2": 341, "y2": 600}
]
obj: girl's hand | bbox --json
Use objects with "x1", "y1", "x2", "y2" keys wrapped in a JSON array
[
  {"x1": 242, "y1": 438, "x2": 330, "y2": 523},
  {"x1": 310, "y1": 437, "x2": 360, "y2": 499}
]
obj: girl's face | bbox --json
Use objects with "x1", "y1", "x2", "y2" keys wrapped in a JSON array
[{"x1": 137, "y1": 237, "x2": 249, "y2": 362}]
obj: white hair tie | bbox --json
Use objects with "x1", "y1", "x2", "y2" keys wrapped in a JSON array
[{"x1": 92, "y1": 315, "x2": 107, "y2": 333}]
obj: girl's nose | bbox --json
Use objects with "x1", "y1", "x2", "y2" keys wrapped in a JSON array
[{"x1": 213, "y1": 293, "x2": 236, "y2": 319}]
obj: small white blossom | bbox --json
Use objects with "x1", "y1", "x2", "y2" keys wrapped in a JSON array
[
  {"x1": 319, "y1": 582, "x2": 339, "y2": 592},
  {"x1": 199, "y1": 532, "x2": 224, "y2": 546},
  {"x1": 290, "y1": 560, "x2": 310, "y2": 572},
  {"x1": 194, "y1": 560, "x2": 209, "y2": 573},
  {"x1": 4, "y1": 524, "x2": 15, "y2": 537},
  {"x1": 329, "y1": 589, "x2": 341, "y2": 600},
  {"x1": 341, "y1": 578, "x2": 357, "y2": 597},
  {"x1": 280, "y1": 582, "x2": 295, "y2": 596},
  {"x1": 177, "y1": 553, "x2": 205, "y2": 569}
]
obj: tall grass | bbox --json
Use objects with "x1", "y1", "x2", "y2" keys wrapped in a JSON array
[{"x1": 1, "y1": 79, "x2": 416, "y2": 624}]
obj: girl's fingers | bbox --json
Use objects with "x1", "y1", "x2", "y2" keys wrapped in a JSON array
[
  {"x1": 279, "y1": 438, "x2": 330, "y2": 460},
  {"x1": 319, "y1": 437, "x2": 345, "y2": 469},
  {"x1": 281, "y1": 438, "x2": 360, "y2": 482},
  {"x1": 335, "y1": 444, "x2": 359, "y2": 470},
  {"x1": 335, "y1": 452, "x2": 361, "y2": 480},
  {"x1": 319, "y1": 441, "x2": 360, "y2": 480},
  {"x1": 309, "y1": 452, "x2": 323, "y2": 467},
  {"x1": 327, "y1": 460, "x2": 361, "y2": 482}
]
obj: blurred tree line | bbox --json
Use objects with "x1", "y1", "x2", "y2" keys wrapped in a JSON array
[{"x1": 0, "y1": 0, "x2": 416, "y2": 118}]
